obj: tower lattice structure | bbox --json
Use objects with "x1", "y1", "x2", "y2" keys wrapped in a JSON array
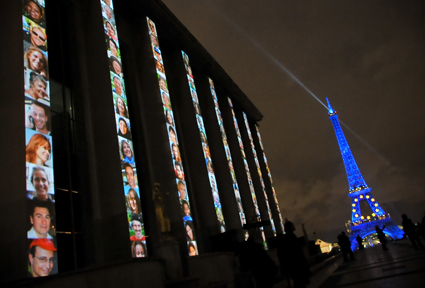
[{"x1": 326, "y1": 98, "x2": 403, "y2": 249}]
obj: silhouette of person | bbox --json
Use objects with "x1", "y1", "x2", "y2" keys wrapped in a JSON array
[
  {"x1": 338, "y1": 232, "x2": 355, "y2": 261},
  {"x1": 277, "y1": 221, "x2": 311, "y2": 288},
  {"x1": 375, "y1": 225, "x2": 388, "y2": 251},
  {"x1": 356, "y1": 235, "x2": 364, "y2": 250},
  {"x1": 238, "y1": 235, "x2": 277, "y2": 288},
  {"x1": 402, "y1": 214, "x2": 424, "y2": 250}
]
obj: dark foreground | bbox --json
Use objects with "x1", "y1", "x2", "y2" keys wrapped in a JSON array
[{"x1": 275, "y1": 238, "x2": 425, "y2": 288}]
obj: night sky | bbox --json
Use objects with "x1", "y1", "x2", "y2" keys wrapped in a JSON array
[{"x1": 162, "y1": 0, "x2": 425, "y2": 242}]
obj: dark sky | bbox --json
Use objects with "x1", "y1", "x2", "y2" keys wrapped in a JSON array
[{"x1": 162, "y1": 0, "x2": 425, "y2": 242}]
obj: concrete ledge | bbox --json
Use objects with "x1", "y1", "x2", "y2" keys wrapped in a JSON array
[
  {"x1": 5, "y1": 258, "x2": 166, "y2": 288},
  {"x1": 187, "y1": 252, "x2": 237, "y2": 288}
]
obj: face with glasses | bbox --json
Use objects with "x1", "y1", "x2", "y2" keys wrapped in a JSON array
[
  {"x1": 29, "y1": 246, "x2": 54, "y2": 277},
  {"x1": 30, "y1": 27, "x2": 46, "y2": 48}
]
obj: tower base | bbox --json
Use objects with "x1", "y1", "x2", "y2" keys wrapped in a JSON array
[{"x1": 348, "y1": 216, "x2": 404, "y2": 250}]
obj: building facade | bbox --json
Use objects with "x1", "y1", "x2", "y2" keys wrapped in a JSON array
[{"x1": 1, "y1": 0, "x2": 283, "y2": 286}]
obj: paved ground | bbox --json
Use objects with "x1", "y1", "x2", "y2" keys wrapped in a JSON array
[{"x1": 275, "y1": 238, "x2": 425, "y2": 288}]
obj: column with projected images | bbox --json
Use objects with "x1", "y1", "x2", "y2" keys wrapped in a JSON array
[
  {"x1": 147, "y1": 18, "x2": 198, "y2": 256},
  {"x1": 243, "y1": 113, "x2": 276, "y2": 236},
  {"x1": 208, "y1": 79, "x2": 246, "y2": 226},
  {"x1": 99, "y1": 0, "x2": 147, "y2": 258},
  {"x1": 255, "y1": 125, "x2": 284, "y2": 231},
  {"x1": 23, "y1": 0, "x2": 58, "y2": 277},
  {"x1": 181, "y1": 52, "x2": 226, "y2": 233},
  {"x1": 228, "y1": 99, "x2": 267, "y2": 246}
]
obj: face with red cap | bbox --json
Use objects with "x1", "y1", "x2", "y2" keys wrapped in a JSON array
[{"x1": 30, "y1": 246, "x2": 54, "y2": 277}]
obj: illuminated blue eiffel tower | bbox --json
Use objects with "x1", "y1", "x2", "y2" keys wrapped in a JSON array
[{"x1": 326, "y1": 98, "x2": 404, "y2": 249}]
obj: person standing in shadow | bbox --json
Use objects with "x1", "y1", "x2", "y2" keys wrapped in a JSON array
[
  {"x1": 338, "y1": 232, "x2": 355, "y2": 262},
  {"x1": 238, "y1": 234, "x2": 277, "y2": 288},
  {"x1": 277, "y1": 221, "x2": 311, "y2": 288},
  {"x1": 402, "y1": 214, "x2": 425, "y2": 250},
  {"x1": 356, "y1": 235, "x2": 364, "y2": 250},
  {"x1": 375, "y1": 225, "x2": 388, "y2": 251}
]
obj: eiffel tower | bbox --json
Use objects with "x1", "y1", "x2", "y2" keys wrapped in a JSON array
[{"x1": 326, "y1": 98, "x2": 404, "y2": 249}]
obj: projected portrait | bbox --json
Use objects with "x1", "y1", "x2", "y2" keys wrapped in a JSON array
[
  {"x1": 171, "y1": 143, "x2": 182, "y2": 163},
  {"x1": 25, "y1": 72, "x2": 49, "y2": 105},
  {"x1": 24, "y1": 47, "x2": 48, "y2": 78},
  {"x1": 112, "y1": 75, "x2": 125, "y2": 97},
  {"x1": 188, "y1": 241, "x2": 197, "y2": 256},
  {"x1": 182, "y1": 200, "x2": 192, "y2": 222},
  {"x1": 105, "y1": 20, "x2": 117, "y2": 41},
  {"x1": 115, "y1": 96, "x2": 129, "y2": 118},
  {"x1": 123, "y1": 163, "x2": 139, "y2": 195},
  {"x1": 25, "y1": 130, "x2": 52, "y2": 167},
  {"x1": 127, "y1": 188, "x2": 141, "y2": 214},
  {"x1": 191, "y1": 89, "x2": 198, "y2": 103},
  {"x1": 148, "y1": 19, "x2": 156, "y2": 36},
  {"x1": 156, "y1": 60, "x2": 165, "y2": 76},
  {"x1": 174, "y1": 161, "x2": 184, "y2": 180},
  {"x1": 168, "y1": 126, "x2": 177, "y2": 144},
  {"x1": 102, "y1": 3, "x2": 115, "y2": 25},
  {"x1": 23, "y1": 21, "x2": 47, "y2": 52},
  {"x1": 26, "y1": 165, "x2": 55, "y2": 203},
  {"x1": 117, "y1": 117, "x2": 131, "y2": 139},
  {"x1": 24, "y1": 0, "x2": 46, "y2": 27},
  {"x1": 158, "y1": 76, "x2": 168, "y2": 94},
  {"x1": 177, "y1": 180, "x2": 187, "y2": 201},
  {"x1": 28, "y1": 199, "x2": 54, "y2": 239},
  {"x1": 25, "y1": 101, "x2": 51, "y2": 134},
  {"x1": 151, "y1": 34, "x2": 159, "y2": 50},
  {"x1": 110, "y1": 56, "x2": 122, "y2": 75},
  {"x1": 131, "y1": 241, "x2": 146, "y2": 258},
  {"x1": 120, "y1": 138, "x2": 135, "y2": 166},
  {"x1": 194, "y1": 103, "x2": 201, "y2": 115},
  {"x1": 165, "y1": 109, "x2": 174, "y2": 127},
  {"x1": 185, "y1": 221, "x2": 195, "y2": 242},
  {"x1": 108, "y1": 38, "x2": 120, "y2": 59},
  {"x1": 28, "y1": 239, "x2": 57, "y2": 277},
  {"x1": 129, "y1": 214, "x2": 145, "y2": 241}
]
